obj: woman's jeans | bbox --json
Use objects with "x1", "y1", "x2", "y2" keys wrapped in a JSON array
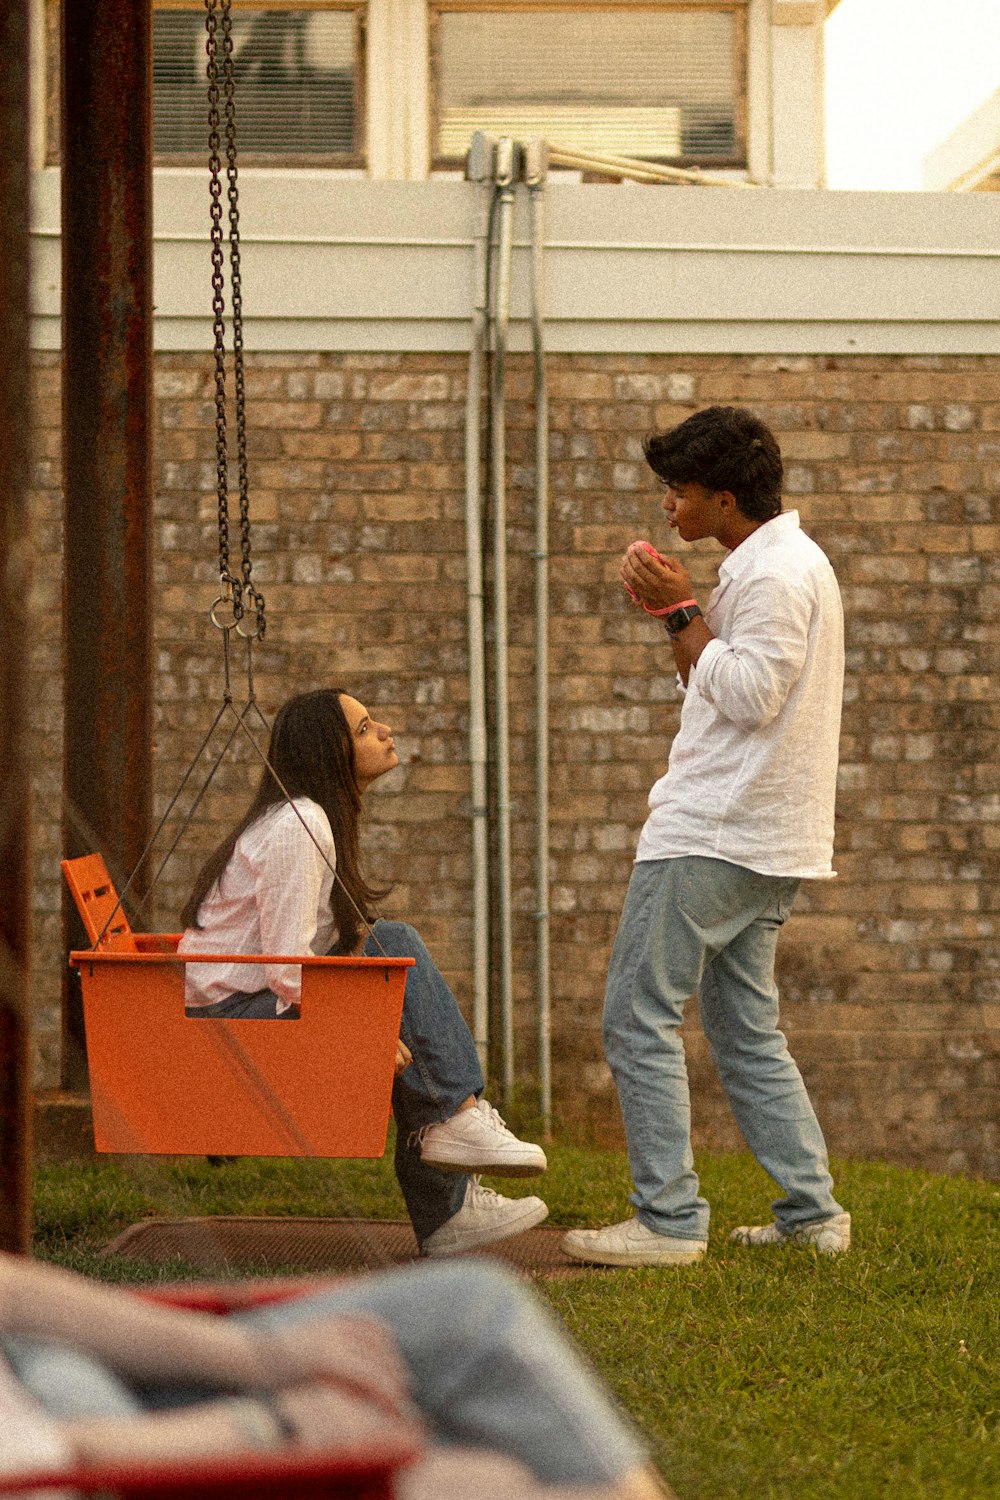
[
  {"x1": 3, "y1": 1263, "x2": 646, "y2": 1486},
  {"x1": 604, "y1": 856, "x2": 842, "y2": 1241},
  {"x1": 186, "y1": 921, "x2": 484, "y2": 1247},
  {"x1": 364, "y1": 920, "x2": 484, "y2": 1248}
]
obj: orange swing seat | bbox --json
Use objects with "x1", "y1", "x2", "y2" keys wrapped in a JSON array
[{"x1": 62, "y1": 855, "x2": 413, "y2": 1158}]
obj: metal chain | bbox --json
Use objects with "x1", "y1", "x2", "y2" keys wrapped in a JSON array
[
  {"x1": 220, "y1": 10, "x2": 265, "y2": 639},
  {"x1": 205, "y1": 0, "x2": 265, "y2": 640},
  {"x1": 205, "y1": 0, "x2": 241, "y2": 617}
]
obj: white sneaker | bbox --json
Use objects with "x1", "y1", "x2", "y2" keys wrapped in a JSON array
[
  {"x1": 729, "y1": 1210, "x2": 851, "y2": 1256},
  {"x1": 422, "y1": 1178, "x2": 549, "y2": 1257},
  {"x1": 560, "y1": 1217, "x2": 707, "y2": 1267},
  {"x1": 418, "y1": 1099, "x2": 547, "y2": 1177}
]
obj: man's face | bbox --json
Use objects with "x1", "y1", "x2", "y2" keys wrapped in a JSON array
[{"x1": 659, "y1": 480, "x2": 728, "y2": 543}]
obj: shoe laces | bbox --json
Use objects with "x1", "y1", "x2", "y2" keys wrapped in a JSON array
[
  {"x1": 407, "y1": 1106, "x2": 495, "y2": 1152},
  {"x1": 466, "y1": 1174, "x2": 502, "y2": 1207},
  {"x1": 476, "y1": 1100, "x2": 515, "y2": 1138}
]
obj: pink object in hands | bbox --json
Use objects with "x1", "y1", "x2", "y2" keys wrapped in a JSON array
[{"x1": 623, "y1": 540, "x2": 663, "y2": 602}]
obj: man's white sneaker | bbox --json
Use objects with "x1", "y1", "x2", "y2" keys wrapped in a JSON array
[
  {"x1": 560, "y1": 1217, "x2": 707, "y2": 1267},
  {"x1": 418, "y1": 1099, "x2": 547, "y2": 1177},
  {"x1": 422, "y1": 1178, "x2": 549, "y2": 1257},
  {"x1": 728, "y1": 1210, "x2": 851, "y2": 1256}
]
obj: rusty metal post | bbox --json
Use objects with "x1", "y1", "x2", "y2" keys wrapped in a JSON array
[
  {"x1": 61, "y1": 0, "x2": 154, "y2": 1087},
  {"x1": 0, "y1": 0, "x2": 35, "y2": 1253}
]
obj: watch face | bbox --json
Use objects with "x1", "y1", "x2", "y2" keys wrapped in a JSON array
[{"x1": 667, "y1": 604, "x2": 699, "y2": 631}]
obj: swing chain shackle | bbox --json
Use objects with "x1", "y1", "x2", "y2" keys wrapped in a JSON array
[{"x1": 205, "y1": 0, "x2": 266, "y2": 644}]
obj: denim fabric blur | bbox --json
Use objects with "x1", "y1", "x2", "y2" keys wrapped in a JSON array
[
  {"x1": 2, "y1": 1261, "x2": 648, "y2": 1490},
  {"x1": 244, "y1": 1260, "x2": 647, "y2": 1485}
]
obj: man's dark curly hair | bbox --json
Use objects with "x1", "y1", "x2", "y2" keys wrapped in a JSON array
[{"x1": 643, "y1": 405, "x2": 783, "y2": 522}]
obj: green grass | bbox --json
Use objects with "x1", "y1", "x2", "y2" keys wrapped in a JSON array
[{"x1": 32, "y1": 1144, "x2": 1000, "y2": 1498}]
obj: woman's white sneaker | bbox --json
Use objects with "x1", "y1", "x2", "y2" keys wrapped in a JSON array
[
  {"x1": 422, "y1": 1178, "x2": 549, "y2": 1256},
  {"x1": 418, "y1": 1099, "x2": 547, "y2": 1176},
  {"x1": 728, "y1": 1210, "x2": 851, "y2": 1256}
]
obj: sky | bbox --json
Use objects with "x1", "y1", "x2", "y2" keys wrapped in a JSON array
[{"x1": 825, "y1": 0, "x2": 1000, "y2": 190}]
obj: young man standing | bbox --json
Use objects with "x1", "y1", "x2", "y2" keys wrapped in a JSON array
[{"x1": 562, "y1": 405, "x2": 850, "y2": 1266}]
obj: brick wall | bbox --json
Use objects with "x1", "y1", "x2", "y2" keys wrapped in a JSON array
[{"x1": 28, "y1": 350, "x2": 1000, "y2": 1177}]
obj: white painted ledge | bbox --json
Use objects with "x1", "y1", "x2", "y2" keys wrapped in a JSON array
[{"x1": 31, "y1": 169, "x2": 1000, "y2": 354}]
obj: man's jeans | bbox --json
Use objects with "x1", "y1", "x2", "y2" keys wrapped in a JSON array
[
  {"x1": 604, "y1": 855, "x2": 842, "y2": 1241},
  {"x1": 365, "y1": 920, "x2": 485, "y2": 1248}
]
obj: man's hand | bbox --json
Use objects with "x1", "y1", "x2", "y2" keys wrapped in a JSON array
[
  {"x1": 620, "y1": 541, "x2": 694, "y2": 615},
  {"x1": 620, "y1": 540, "x2": 713, "y2": 684}
]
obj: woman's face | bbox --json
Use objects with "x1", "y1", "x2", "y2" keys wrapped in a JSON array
[{"x1": 339, "y1": 694, "x2": 399, "y2": 791}]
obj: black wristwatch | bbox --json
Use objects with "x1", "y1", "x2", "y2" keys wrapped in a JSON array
[{"x1": 664, "y1": 602, "x2": 702, "y2": 637}]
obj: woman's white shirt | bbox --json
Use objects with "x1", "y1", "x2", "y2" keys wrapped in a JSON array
[{"x1": 178, "y1": 798, "x2": 338, "y2": 1011}]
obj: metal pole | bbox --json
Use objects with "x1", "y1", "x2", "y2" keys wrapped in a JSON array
[
  {"x1": 524, "y1": 141, "x2": 552, "y2": 1136},
  {"x1": 61, "y1": 0, "x2": 155, "y2": 1087},
  {"x1": 463, "y1": 134, "x2": 495, "y2": 1071},
  {"x1": 0, "y1": 0, "x2": 35, "y2": 1255},
  {"x1": 490, "y1": 139, "x2": 517, "y2": 1102}
]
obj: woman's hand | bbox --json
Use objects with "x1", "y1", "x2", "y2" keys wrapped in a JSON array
[{"x1": 395, "y1": 1040, "x2": 413, "y2": 1076}]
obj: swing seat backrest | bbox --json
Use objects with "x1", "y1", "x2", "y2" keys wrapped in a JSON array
[
  {"x1": 61, "y1": 853, "x2": 136, "y2": 950},
  {"x1": 61, "y1": 854, "x2": 179, "y2": 954}
]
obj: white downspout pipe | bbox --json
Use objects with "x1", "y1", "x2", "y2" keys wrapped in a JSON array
[
  {"x1": 524, "y1": 140, "x2": 551, "y2": 1135},
  {"x1": 463, "y1": 133, "x2": 494, "y2": 1070},
  {"x1": 490, "y1": 137, "x2": 516, "y2": 1103}
]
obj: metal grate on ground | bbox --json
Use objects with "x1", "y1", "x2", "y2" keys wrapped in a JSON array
[{"x1": 103, "y1": 1217, "x2": 592, "y2": 1278}]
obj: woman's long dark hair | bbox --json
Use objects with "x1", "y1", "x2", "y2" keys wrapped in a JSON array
[{"x1": 180, "y1": 688, "x2": 388, "y2": 953}]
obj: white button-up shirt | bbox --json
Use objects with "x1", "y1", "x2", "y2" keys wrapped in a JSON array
[
  {"x1": 635, "y1": 510, "x2": 844, "y2": 880},
  {"x1": 178, "y1": 798, "x2": 338, "y2": 1010}
]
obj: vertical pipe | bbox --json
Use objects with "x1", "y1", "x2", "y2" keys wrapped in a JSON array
[
  {"x1": 0, "y1": 0, "x2": 35, "y2": 1255},
  {"x1": 463, "y1": 134, "x2": 495, "y2": 1069},
  {"x1": 490, "y1": 138, "x2": 516, "y2": 1102},
  {"x1": 61, "y1": 0, "x2": 154, "y2": 1086},
  {"x1": 525, "y1": 142, "x2": 551, "y2": 1135}
]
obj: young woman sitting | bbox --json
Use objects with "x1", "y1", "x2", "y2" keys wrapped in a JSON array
[{"x1": 177, "y1": 687, "x2": 547, "y2": 1257}]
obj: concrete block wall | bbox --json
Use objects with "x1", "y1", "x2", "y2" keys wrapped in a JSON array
[{"x1": 27, "y1": 349, "x2": 1000, "y2": 1176}]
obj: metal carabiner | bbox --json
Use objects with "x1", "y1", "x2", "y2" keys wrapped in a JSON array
[
  {"x1": 235, "y1": 585, "x2": 266, "y2": 640},
  {"x1": 210, "y1": 596, "x2": 239, "y2": 631}
]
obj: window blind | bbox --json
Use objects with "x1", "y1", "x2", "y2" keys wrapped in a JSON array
[
  {"x1": 153, "y1": 7, "x2": 359, "y2": 157},
  {"x1": 436, "y1": 8, "x2": 739, "y2": 165}
]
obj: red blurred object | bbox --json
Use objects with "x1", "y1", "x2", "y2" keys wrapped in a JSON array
[{"x1": 0, "y1": 1280, "x2": 420, "y2": 1498}]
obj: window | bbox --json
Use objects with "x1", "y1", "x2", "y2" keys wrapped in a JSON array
[
  {"x1": 154, "y1": 2, "x2": 366, "y2": 163},
  {"x1": 45, "y1": 2, "x2": 366, "y2": 166},
  {"x1": 430, "y1": 3, "x2": 746, "y2": 170}
]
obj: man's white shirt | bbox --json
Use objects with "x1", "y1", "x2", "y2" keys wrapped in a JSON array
[{"x1": 635, "y1": 510, "x2": 844, "y2": 880}]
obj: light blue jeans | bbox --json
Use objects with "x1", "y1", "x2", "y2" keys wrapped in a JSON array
[
  {"x1": 3, "y1": 1262, "x2": 646, "y2": 1486},
  {"x1": 604, "y1": 856, "x2": 842, "y2": 1241}
]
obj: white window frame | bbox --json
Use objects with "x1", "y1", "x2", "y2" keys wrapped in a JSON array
[{"x1": 366, "y1": 0, "x2": 431, "y2": 178}]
